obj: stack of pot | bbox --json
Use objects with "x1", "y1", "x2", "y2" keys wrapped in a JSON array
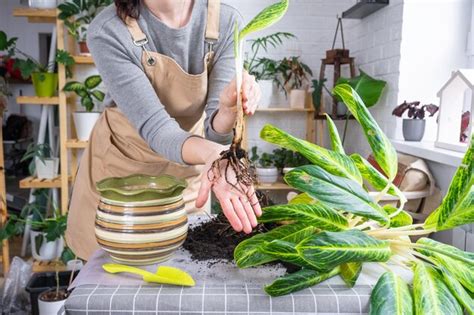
[{"x1": 95, "y1": 174, "x2": 188, "y2": 265}]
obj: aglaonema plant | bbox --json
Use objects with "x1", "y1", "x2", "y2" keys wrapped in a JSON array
[
  {"x1": 234, "y1": 82, "x2": 474, "y2": 314},
  {"x1": 209, "y1": 0, "x2": 289, "y2": 195}
]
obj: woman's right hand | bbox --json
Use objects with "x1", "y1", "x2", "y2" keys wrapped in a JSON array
[{"x1": 195, "y1": 157, "x2": 262, "y2": 234}]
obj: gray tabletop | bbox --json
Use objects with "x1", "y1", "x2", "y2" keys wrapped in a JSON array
[{"x1": 63, "y1": 248, "x2": 412, "y2": 315}]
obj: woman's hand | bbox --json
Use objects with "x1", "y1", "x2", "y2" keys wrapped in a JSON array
[{"x1": 195, "y1": 157, "x2": 262, "y2": 234}]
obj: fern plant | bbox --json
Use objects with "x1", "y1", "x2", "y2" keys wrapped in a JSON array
[
  {"x1": 235, "y1": 82, "x2": 474, "y2": 314},
  {"x1": 63, "y1": 75, "x2": 105, "y2": 112}
]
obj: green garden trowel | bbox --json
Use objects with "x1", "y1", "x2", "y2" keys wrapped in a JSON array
[{"x1": 102, "y1": 263, "x2": 195, "y2": 287}]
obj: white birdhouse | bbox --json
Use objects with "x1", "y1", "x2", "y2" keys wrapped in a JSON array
[{"x1": 436, "y1": 69, "x2": 474, "y2": 152}]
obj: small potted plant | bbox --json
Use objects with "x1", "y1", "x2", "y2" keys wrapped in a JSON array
[
  {"x1": 279, "y1": 56, "x2": 313, "y2": 108},
  {"x1": 21, "y1": 143, "x2": 59, "y2": 179},
  {"x1": 0, "y1": 31, "x2": 75, "y2": 97},
  {"x1": 63, "y1": 74, "x2": 104, "y2": 140},
  {"x1": 58, "y1": 0, "x2": 113, "y2": 55},
  {"x1": 250, "y1": 146, "x2": 278, "y2": 184},
  {"x1": 392, "y1": 101, "x2": 439, "y2": 141},
  {"x1": 245, "y1": 32, "x2": 296, "y2": 107},
  {"x1": 272, "y1": 148, "x2": 309, "y2": 174}
]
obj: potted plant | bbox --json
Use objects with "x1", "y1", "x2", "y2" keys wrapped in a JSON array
[
  {"x1": 29, "y1": 0, "x2": 57, "y2": 9},
  {"x1": 245, "y1": 32, "x2": 296, "y2": 107},
  {"x1": 250, "y1": 146, "x2": 278, "y2": 184},
  {"x1": 279, "y1": 56, "x2": 313, "y2": 108},
  {"x1": 272, "y1": 148, "x2": 309, "y2": 175},
  {"x1": 63, "y1": 74, "x2": 104, "y2": 140},
  {"x1": 58, "y1": 0, "x2": 113, "y2": 55},
  {"x1": 392, "y1": 101, "x2": 439, "y2": 141},
  {"x1": 0, "y1": 31, "x2": 75, "y2": 97},
  {"x1": 21, "y1": 143, "x2": 59, "y2": 179}
]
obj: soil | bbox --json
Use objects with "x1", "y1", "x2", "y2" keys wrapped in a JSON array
[{"x1": 39, "y1": 289, "x2": 69, "y2": 302}]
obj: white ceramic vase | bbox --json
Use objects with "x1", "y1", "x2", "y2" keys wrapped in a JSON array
[
  {"x1": 29, "y1": 0, "x2": 57, "y2": 8},
  {"x1": 38, "y1": 290, "x2": 67, "y2": 315},
  {"x1": 256, "y1": 167, "x2": 279, "y2": 184},
  {"x1": 74, "y1": 112, "x2": 100, "y2": 141},
  {"x1": 290, "y1": 89, "x2": 307, "y2": 109},
  {"x1": 35, "y1": 157, "x2": 59, "y2": 180},
  {"x1": 258, "y1": 79, "x2": 274, "y2": 108}
]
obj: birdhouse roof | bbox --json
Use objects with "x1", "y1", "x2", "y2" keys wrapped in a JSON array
[{"x1": 437, "y1": 69, "x2": 474, "y2": 97}]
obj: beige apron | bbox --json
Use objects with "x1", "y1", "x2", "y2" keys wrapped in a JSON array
[{"x1": 66, "y1": 0, "x2": 221, "y2": 260}]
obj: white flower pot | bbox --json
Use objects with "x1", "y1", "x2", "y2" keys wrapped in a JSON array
[
  {"x1": 30, "y1": 230, "x2": 64, "y2": 261},
  {"x1": 35, "y1": 157, "x2": 59, "y2": 180},
  {"x1": 74, "y1": 111, "x2": 101, "y2": 141},
  {"x1": 290, "y1": 89, "x2": 307, "y2": 109},
  {"x1": 256, "y1": 167, "x2": 279, "y2": 184},
  {"x1": 258, "y1": 80, "x2": 274, "y2": 108},
  {"x1": 29, "y1": 0, "x2": 57, "y2": 8},
  {"x1": 38, "y1": 290, "x2": 67, "y2": 315}
]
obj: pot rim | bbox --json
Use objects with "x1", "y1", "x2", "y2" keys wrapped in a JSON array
[
  {"x1": 38, "y1": 288, "x2": 69, "y2": 302},
  {"x1": 74, "y1": 110, "x2": 102, "y2": 114}
]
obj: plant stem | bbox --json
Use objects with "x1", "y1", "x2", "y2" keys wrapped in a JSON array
[
  {"x1": 368, "y1": 229, "x2": 432, "y2": 239},
  {"x1": 233, "y1": 41, "x2": 245, "y2": 147},
  {"x1": 341, "y1": 114, "x2": 349, "y2": 145},
  {"x1": 410, "y1": 250, "x2": 439, "y2": 266},
  {"x1": 348, "y1": 216, "x2": 363, "y2": 228},
  {"x1": 369, "y1": 223, "x2": 425, "y2": 233}
]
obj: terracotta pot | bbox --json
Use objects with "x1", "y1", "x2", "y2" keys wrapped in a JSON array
[
  {"x1": 78, "y1": 41, "x2": 90, "y2": 55},
  {"x1": 95, "y1": 174, "x2": 188, "y2": 265}
]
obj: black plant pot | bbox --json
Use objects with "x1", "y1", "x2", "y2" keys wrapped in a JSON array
[{"x1": 403, "y1": 119, "x2": 425, "y2": 141}]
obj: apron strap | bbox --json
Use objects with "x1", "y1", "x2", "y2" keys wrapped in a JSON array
[{"x1": 205, "y1": 0, "x2": 220, "y2": 43}]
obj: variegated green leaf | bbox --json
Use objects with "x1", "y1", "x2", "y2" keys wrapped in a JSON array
[
  {"x1": 333, "y1": 84, "x2": 398, "y2": 181},
  {"x1": 416, "y1": 238, "x2": 474, "y2": 292},
  {"x1": 325, "y1": 113, "x2": 345, "y2": 154},
  {"x1": 259, "y1": 203, "x2": 348, "y2": 232},
  {"x1": 84, "y1": 74, "x2": 102, "y2": 89},
  {"x1": 289, "y1": 193, "x2": 316, "y2": 205},
  {"x1": 350, "y1": 153, "x2": 403, "y2": 197},
  {"x1": 259, "y1": 239, "x2": 317, "y2": 269},
  {"x1": 425, "y1": 135, "x2": 474, "y2": 230},
  {"x1": 234, "y1": 223, "x2": 316, "y2": 268},
  {"x1": 413, "y1": 262, "x2": 462, "y2": 315},
  {"x1": 264, "y1": 267, "x2": 340, "y2": 297},
  {"x1": 239, "y1": 0, "x2": 289, "y2": 40},
  {"x1": 370, "y1": 272, "x2": 413, "y2": 315},
  {"x1": 440, "y1": 267, "x2": 474, "y2": 314},
  {"x1": 260, "y1": 124, "x2": 362, "y2": 184},
  {"x1": 340, "y1": 262, "x2": 362, "y2": 288},
  {"x1": 296, "y1": 230, "x2": 391, "y2": 271},
  {"x1": 285, "y1": 165, "x2": 389, "y2": 224},
  {"x1": 383, "y1": 205, "x2": 413, "y2": 228}
]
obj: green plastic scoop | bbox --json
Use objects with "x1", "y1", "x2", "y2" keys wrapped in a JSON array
[{"x1": 102, "y1": 263, "x2": 195, "y2": 287}]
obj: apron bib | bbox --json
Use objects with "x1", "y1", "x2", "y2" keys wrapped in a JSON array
[{"x1": 67, "y1": 0, "x2": 221, "y2": 260}]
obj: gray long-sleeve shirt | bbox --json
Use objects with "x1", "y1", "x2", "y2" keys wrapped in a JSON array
[{"x1": 87, "y1": 1, "x2": 241, "y2": 164}]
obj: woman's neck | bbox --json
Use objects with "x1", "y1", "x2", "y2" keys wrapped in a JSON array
[{"x1": 143, "y1": 0, "x2": 194, "y2": 28}]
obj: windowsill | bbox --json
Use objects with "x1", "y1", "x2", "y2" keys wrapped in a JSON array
[{"x1": 391, "y1": 140, "x2": 465, "y2": 167}]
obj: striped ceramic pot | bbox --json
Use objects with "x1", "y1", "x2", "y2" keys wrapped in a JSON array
[{"x1": 95, "y1": 174, "x2": 188, "y2": 266}]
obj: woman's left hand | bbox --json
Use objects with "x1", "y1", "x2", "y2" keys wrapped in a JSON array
[{"x1": 220, "y1": 71, "x2": 261, "y2": 116}]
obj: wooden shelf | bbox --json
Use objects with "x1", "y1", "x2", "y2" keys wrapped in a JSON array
[
  {"x1": 12, "y1": 7, "x2": 56, "y2": 23},
  {"x1": 20, "y1": 176, "x2": 62, "y2": 189},
  {"x1": 17, "y1": 96, "x2": 59, "y2": 105},
  {"x1": 256, "y1": 181, "x2": 294, "y2": 190},
  {"x1": 33, "y1": 260, "x2": 67, "y2": 273},
  {"x1": 66, "y1": 139, "x2": 88, "y2": 149},
  {"x1": 256, "y1": 107, "x2": 315, "y2": 112},
  {"x1": 73, "y1": 55, "x2": 94, "y2": 64}
]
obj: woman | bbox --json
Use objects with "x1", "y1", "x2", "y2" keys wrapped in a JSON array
[{"x1": 66, "y1": 0, "x2": 262, "y2": 260}]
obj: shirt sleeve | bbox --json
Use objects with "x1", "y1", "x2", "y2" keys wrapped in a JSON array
[
  {"x1": 203, "y1": 11, "x2": 243, "y2": 145},
  {"x1": 87, "y1": 24, "x2": 193, "y2": 165}
]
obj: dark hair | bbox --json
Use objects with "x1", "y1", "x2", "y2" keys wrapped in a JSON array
[{"x1": 115, "y1": 0, "x2": 141, "y2": 22}]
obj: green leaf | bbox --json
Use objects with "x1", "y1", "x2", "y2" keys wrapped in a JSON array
[
  {"x1": 234, "y1": 223, "x2": 316, "y2": 268},
  {"x1": 336, "y1": 70, "x2": 387, "y2": 108},
  {"x1": 259, "y1": 203, "x2": 348, "y2": 232},
  {"x1": 264, "y1": 267, "x2": 340, "y2": 297},
  {"x1": 325, "y1": 114, "x2": 345, "y2": 154},
  {"x1": 91, "y1": 90, "x2": 105, "y2": 102},
  {"x1": 413, "y1": 262, "x2": 462, "y2": 315},
  {"x1": 296, "y1": 230, "x2": 392, "y2": 271},
  {"x1": 288, "y1": 193, "x2": 316, "y2": 205},
  {"x1": 425, "y1": 135, "x2": 474, "y2": 231},
  {"x1": 383, "y1": 205, "x2": 413, "y2": 228},
  {"x1": 63, "y1": 81, "x2": 86, "y2": 93},
  {"x1": 350, "y1": 153, "x2": 403, "y2": 197},
  {"x1": 285, "y1": 166, "x2": 389, "y2": 225},
  {"x1": 14, "y1": 59, "x2": 38, "y2": 79},
  {"x1": 333, "y1": 84, "x2": 398, "y2": 181},
  {"x1": 440, "y1": 267, "x2": 474, "y2": 314},
  {"x1": 259, "y1": 239, "x2": 317, "y2": 269},
  {"x1": 340, "y1": 262, "x2": 362, "y2": 288},
  {"x1": 81, "y1": 95, "x2": 94, "y2": 112},
  {"x1": 370, "y1": 272, "x2": 413, "y2": 315},
  {"x1": 261, "y1": 124, "x2": 362, "y2": 184},
  {"x1": 85, "y1": 75, "x2": 102, "y2": 89},
  {"x1": 239, "y1": 0, "x2": 289, "y2": 40},
  {"x1": 416, "y1": 238, "x2": 474, "y2": 292}
]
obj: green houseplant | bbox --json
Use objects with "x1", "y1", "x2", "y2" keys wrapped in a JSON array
[
  {"x1": 0, "y1": 31, "x2": 75, "y2": 97},
  {"x1": 279, "y1": 56, "x2": 313, "y2": 108},
  {"x1": 392, "y1": 101, "x2": 439, "y2": 142},
  {"x1": 63, "y1": 74, "x2": 104, "y2": 140},
  {"x1": 58, "y1": 0, "x2": 113, "y2": 55},
  {"x1": 234, "y1": 82, "x2": 474, "y2": 314},
  {"x1": 251, "y1": 147, "x2": 278, "y2": 184},
  {"x1": 21, "y1": 143, "x2": 58, "y2": 179}
]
